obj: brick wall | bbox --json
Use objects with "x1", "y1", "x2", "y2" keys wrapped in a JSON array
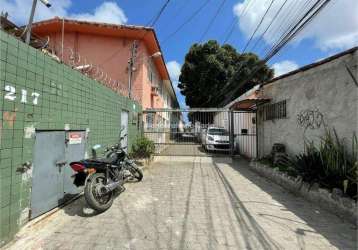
[{"x1": 0, "y1": 30, "x2": 142, "y2": 246}]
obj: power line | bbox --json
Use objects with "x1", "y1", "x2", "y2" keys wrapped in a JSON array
[
  {"x1": 219, "y1": 0, "x2": 331, "y2": 106},
  {"x1": 257, "y1": 0, "x2": 302, "y2": 56},
  {"x1": 242, "y1": 0, "x2": 275, "y2": 52},
  {"x1": 265, "y1": 0, "x2": 330, "y2": 61},
  {"x1": 201, "y1": 0, "x2": 331, "y2": 107},
  {"x1": 223, "y1": 0, "x2": 255, "y2": 44},
  {"x1": 199, "y1": 0, "x2": 227, "y2": 42},
  {"x1": 146, "y1": 0, "x2": 171, "y2": 27},
  {"x1": 250, "y1": 0, "x2": 289, "y2": 52},
  {"x1": 161, "y1": 0, "x2": 211, "y2": 44},
  {"x1": 98, "y1": 1, "x2": 172, "y2": 66}
]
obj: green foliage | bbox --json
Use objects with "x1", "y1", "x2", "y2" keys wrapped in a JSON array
[
  {"x1": 278, "y1": 129, "x2": 358, "y2": 199},
  {"x1": 178, "y1": 40, "x2": 273, "y2": 108},
  {"x1": 130, "y1": 137, "x2": 155, "y2": 159}
]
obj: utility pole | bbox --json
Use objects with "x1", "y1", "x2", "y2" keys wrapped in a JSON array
[
  {"x1": 25, "y1": 0, "x2": 51, "y2": 45},
  {"x1": 128, "y1": 40, "x2": 138, "y2": 99},
  {"x1": 25, "y1": 0, "x2": 37, "y2": 44}
]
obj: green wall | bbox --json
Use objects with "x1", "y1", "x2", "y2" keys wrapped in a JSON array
[{"x1": 0, "y1": 30, "x2": 142, "y2": 246}]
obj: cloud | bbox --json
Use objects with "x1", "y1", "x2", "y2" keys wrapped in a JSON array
[
  {"x1": 233, "y1": 0, "x2": 358, "y2": 51},
  {"x1": 166, "y1": 60, "x2": 181, "y2": 82},
  {"x1": 166, "y1": 60, "x2": 186, "y2": 107},
  {"x1": 0, "y1": 0, "x2": 127, "y2": 25},
  {"x1": 71, "y1": 2, "x2": 127, "y2": 24},
  {"x1": 272, "y1": 60, "x2": 299, "y2": 77}
]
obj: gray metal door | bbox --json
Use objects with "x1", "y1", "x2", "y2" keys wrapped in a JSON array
[
  {"x1": 31, "y1": 131, "x2": 66, "y2": 218},
  {"x1": 121, "y1": 111, "x2": 129, "y2": 152},
  {"x1": 31, "y1": 131, "x2": 86, "y2": 219},
  {"x1": 63, "y1": 131, "x2": 86, "y2": 196}
]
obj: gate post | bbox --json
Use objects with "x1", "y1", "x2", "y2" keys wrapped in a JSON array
[
  {"x1": 255, "y1": 110, "x2": 259, "y2": 159},
  {"x1": 229, "y1": 110, "x2": 234, "y2": 157}
]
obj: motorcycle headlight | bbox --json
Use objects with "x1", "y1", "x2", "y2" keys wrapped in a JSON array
[{"x1": 208, "y1": 136, "x2": 214, "y2": 141}]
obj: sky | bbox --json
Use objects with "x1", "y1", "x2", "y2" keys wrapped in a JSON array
[{"x1": 1, "y1": 0, "x2": 357, "y2": 108}]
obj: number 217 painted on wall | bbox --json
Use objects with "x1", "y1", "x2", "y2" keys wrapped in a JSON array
[{"x1": 4, "y1": 85, "x2": 40, "y2": 105}]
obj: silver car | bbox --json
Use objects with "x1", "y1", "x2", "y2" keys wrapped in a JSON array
[{"x1": 204, "y1": 127, "x2": 230, "y2": 151}]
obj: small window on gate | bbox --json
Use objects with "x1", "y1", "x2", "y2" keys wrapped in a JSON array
[
  {"x1": 263, "y1": 100, "x2": 287, "y2": 121},
  {"x1": 241, "y1": 129, "x2": 248, "y2": 135}
]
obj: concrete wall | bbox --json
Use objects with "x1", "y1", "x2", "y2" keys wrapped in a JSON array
[
  {"x1": 257, "y1": 49, "x2": 358, "y2": 157},
  {"x1": 0, "y1": 30, "x2": 142, "y2": 246}
]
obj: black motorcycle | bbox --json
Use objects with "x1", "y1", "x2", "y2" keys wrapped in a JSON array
[{"x1": 69, "y1": 135, "x2": 143, "y2": 212}]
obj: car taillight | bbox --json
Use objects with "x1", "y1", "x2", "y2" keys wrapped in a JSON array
[{"x1": 70, "y1": 163, "x2": 85, "y2": 172}]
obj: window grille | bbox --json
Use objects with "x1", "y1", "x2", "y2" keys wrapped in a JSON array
[{"x1": 263, "y1": 100, "x2": 287, "y2": 121}]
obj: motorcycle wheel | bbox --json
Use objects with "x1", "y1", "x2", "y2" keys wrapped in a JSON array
[
  {"x1": 84, "y1": 173, "x2": 114, "y2": 212},
  {"x1": 129, "y1": 164, "x2": 143, "y2": 181}
]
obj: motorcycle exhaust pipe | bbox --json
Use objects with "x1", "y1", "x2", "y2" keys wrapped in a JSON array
[{"x1": 104, "y1": 181, "x2": 121, "y2": 192}]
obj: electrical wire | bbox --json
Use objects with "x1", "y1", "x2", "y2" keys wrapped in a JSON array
[
  {"x1": 161, "y1": 0, "x2": 211, "y2": 44},
  {"x1": 146, "y1": 0, "x2": 171, "y2": 27},
  {"x1": 259, "y1": 0, "x2": 310, "y2": 56},
  {"x1": 260, "y1": 0, "x2": 310, "y2": 56},
  {"x1": 219, "y1": 0, "x2": 331, "y2": 106},
  {"x1": 223, "y1": 0, "x2": 255, "y2": 44},
  {"x1": 250, "y1": 0, "x2": 289, "y2": 53},
  {"x1": 265, "y1": 0, "x2": 331, "y2": 60},
  {"x1": 98, "y1": 1, "x2": 172, "y2": 66},
  {"x1": 199, "y1": 0, "x2": 227, "y2": 42},
  {"x1": 202, "y1": 0, "x2": 331, "y2": 107},
  {"x1": 242, "y1": 0, "x2": 275, "y2": 52}
]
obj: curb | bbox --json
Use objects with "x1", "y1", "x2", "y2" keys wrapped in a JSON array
[{"x1": 249, "y1": 161, "x2": 357, "y2": 225}]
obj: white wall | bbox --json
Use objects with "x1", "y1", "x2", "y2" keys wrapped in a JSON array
[
  {"x1": 213, "y1": 111, "x2": 257, "y2": 158},
  {"x1": 257, "y1": 49, "x2": 358, "y2": 157}
]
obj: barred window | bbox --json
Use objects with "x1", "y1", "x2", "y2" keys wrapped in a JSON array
[{"x1": 263, "y1": 100, "x2": 287, "y2": 121}]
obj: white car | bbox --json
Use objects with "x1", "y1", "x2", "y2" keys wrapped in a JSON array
[{"x1": 204, "y1": 127, "x2": 230, "y2": 151}]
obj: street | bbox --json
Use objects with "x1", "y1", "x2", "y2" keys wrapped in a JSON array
[{"x1": 5, "y1": 158, "x2": 357, "y2": 250}]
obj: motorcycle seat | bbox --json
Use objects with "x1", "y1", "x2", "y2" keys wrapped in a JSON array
[{"x1": 83, "y1": 155, "x2": 118, "y2": 165}]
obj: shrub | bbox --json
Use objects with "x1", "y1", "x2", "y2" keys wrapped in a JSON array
[
  {"x1": 277, "y1": 129, "x2": 357, "y2": 200},
  {"x1": 130, "y1": 137, "x2": 155, "y2": 159}
]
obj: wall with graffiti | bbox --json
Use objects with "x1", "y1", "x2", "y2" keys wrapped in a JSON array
[
  {"x1": 0, "y1": 30, "x2": 142, "y2": 245},
  {"x1": 257, "y1": 48, "x2": 357, "y2": 157}
]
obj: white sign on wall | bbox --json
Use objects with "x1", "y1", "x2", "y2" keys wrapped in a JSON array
[{"x1": 68, "y1": 132, "x2": 82, "y2": 144}]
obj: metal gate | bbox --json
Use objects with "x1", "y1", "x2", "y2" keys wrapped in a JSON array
[
  {"x1": 143, "y1": 109, "x2": 257, "y2": 158},
  {"x1": 31, "y1": 131, "x2": 86, "y2": 218}
]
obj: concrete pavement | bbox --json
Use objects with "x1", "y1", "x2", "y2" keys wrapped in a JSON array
[{"x1": 4, "y1": 157, "x2": 357, "y2": 250}]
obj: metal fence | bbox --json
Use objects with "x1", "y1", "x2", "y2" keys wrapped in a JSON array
[{"x1": 143, "y1": 109, "x2": 257, "y2": 158}]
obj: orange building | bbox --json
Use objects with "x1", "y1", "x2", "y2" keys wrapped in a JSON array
[{"x1": 31, "y1": 17, "x2": 178, "y2": 112}]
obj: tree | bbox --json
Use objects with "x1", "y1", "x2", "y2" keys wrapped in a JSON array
[{"x1": 178, "y1": 40, "x2": 273, "y2": 108}]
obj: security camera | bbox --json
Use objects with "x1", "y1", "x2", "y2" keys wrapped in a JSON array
[{"x1": 40, "y1": 0, "x2": 51, "y2": 8}]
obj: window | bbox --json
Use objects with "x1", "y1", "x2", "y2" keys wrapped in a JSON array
[
  {"x1": 146, "y1": 113, "x2": 154, "y2": 129},
  {"x1": 263, "y1": 100, "x2": 287, "y2": 121}
]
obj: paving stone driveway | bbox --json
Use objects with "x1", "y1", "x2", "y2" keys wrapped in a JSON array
[{"x1": 5, "y1": 157, "x2": 357, "y2": 250}]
